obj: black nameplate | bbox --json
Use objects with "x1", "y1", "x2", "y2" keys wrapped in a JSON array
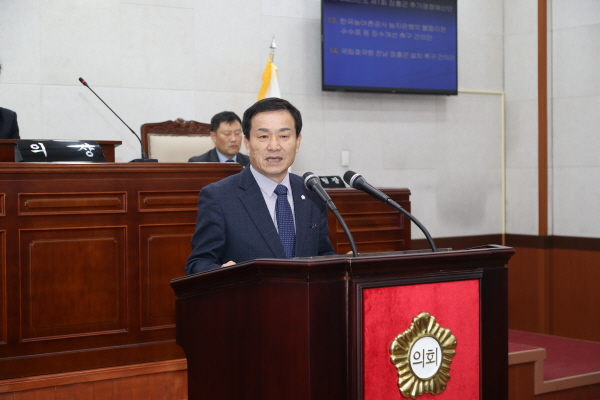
[
  {"x1": 15, "y1": 140, "x2": 106, "y2": 163},
  {"x1": 318, "y1": 175, "x2": 346, "y2": 188}
]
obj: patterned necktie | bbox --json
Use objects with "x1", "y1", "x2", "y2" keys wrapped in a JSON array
[{"x1": 274, "y1": 184, "x2": 296, "y2": 259}]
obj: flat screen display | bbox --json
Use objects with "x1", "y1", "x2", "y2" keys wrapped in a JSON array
[{"x1": 322, "y1": 0, "x2": 458, "y2": 95}]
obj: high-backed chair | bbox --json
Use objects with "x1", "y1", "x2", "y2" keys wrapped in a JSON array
[{"x1": 141, "y1": 119, "x2": 214, "y2": 162}]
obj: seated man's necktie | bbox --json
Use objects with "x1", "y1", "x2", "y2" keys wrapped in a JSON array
[{"x1": 274, "y1": 184, "x2": 296, "y2": 259}]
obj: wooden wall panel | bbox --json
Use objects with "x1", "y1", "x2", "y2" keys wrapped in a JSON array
[
  {"x1": 139, "y1": 224, "x2": 196, "y2": 330},
  {"x1": 508, "y1": 246, "x2": 548, "y2": 334},
  {"x1": 0, "y1": 195, "x2": 4, "y2": 346},
  {"x1": 509, "y1": 361, "x2": 600, "y2": 400},
  {"x1": 327, "y1": 188, "x2": 410, "y2": 254},
  {"x1": 0, "y1": 162, "x2": 241, "y2": 380},
  {"x1": 549, "y1": 248, "x2": 600, "y2": 342},
  {"x1": 0, "y1": 230, "x2": 5, "y2": 345},
  {"x1": 18, "y1": 192, "x2": 126, "y2": 215},
  {"x1": 138, "y1": 191, "x2": 199, "y2": 212},
  {"x1": 20, "y1": 227, "x2": 126, "y2": 340},
  {"x1": 0, "y1": 359, "x2": 187, "y2": 400},
  {"x1": 506, "y1": 235, "x2": 600, "y2": 343}
]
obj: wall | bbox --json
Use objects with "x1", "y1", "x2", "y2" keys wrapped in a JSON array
[
  {"x1": 0, "y1": 0, "x2": 504, "y2": 241},
  {"x1": 502, "y1": 1, "x2": 600, "y2": 342},
  {"x1": 504, "y1": 0, "x2": 539, "y2": 236},
  {"x1": 550, "y1": 0, "x2": 600, "y2": 238}
]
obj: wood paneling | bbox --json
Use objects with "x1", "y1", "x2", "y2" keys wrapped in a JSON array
[
  {"x1": 508, "y1": 247, "x2": 548, "y2": 333},
  {"x1": 138, "y1": 191, "x2": 199, "y2": 212},
  {"x1": 505, "y1": 235, "x2": 600, "y2": 342},
  {"x1": 139, "y1": 224, "x2": 196, "y2": 330},
  {"x1": 19, "y1": 192, "x2": 126, "y2": 215},
  {"x1": 0, "y1": 359, "x2": 187, "y2": 399},
  {"x1": 327, "y1": 188, "x2": 411, "y2": 254},
  {"x1": 0, "y1": 162, "x2": 241, "y2": 379},
  {"x1": 549, "y1": 248, "x2": 600, "y2": 341},
  {"x1": 21, "y1": 227, "x2": 126, "y2": 340},
  {"x1": 509, "y1": 361, "x2": 600, "y2": 400},
  {"x1": 0, "y1": 230, "x2": 5, "y2": 346}
]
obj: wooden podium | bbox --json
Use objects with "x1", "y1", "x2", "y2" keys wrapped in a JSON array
[{"x1": 171, "y1": 245, "x2": 514, "y2": 400}]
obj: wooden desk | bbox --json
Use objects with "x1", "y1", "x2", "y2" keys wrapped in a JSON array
[{"x1": 0, "y1": 162, "x2": 410, "y2": 379}]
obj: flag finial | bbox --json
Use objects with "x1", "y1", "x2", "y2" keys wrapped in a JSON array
[{"x1": 270, "y1": 35, "x2": 276, "y2": 62}]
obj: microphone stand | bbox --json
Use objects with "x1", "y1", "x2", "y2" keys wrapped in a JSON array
[
  {"x1": 385, "y1": 199, "x2": 437, "y2": 252},
  {"x1": 303, "y1": 172, "x2": 359, "y2": 257},
  {"x1": 79, "y1": 78, "x2": 157, "y2": 162},
  {"x1": 343, "y1": 171, "x2": 437, "y2": 253},
  {"x1": 331, "y1": 207, "x2": 359, "y2": 258}
]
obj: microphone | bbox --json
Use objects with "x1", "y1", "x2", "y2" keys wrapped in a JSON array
[
  {"x1": 343, "y1": 170, "x2": 437, "y2": 252},
  {"x1": 303, "y1": 172, "x2": 358, "y2": 257},
  {"x1": 78, "y1": 77, "x2": 157, "y2": 162},
  {"x1": 343, "y1": 171, "x2": 390, "y2": 204},
  {"x1": 303, "y1": 172, "x2": 337, "y2": 212}
]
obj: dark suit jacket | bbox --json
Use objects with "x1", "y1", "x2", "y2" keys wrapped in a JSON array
[
  {"x1": 188, "y1": 148, "x2": 250, "y2": 167},
  {"x1": 184, "y1": 167, "x2": 336, "y2": 274},
  {"x1": 0, "y1": 107, "x2": 20, "y2": 139}
]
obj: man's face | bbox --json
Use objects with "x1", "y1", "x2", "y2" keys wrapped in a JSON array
[
  {"x1": 211, "y1": 120, "x2": 243, "y2": 158},
  {"x1": 244, "y1": 110, "x2": 302, "y2": 183}
]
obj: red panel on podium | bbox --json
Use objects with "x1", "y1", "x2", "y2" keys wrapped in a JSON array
[{"x1": 363, "y1": 280, "x2": 480, "y2": 400}]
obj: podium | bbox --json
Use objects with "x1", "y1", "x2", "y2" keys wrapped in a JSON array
[{"x1": 171, "y1": 245, "x2": 514, "y2": 400}]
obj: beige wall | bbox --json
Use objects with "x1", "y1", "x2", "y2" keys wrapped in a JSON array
[{"x1": 2, "y1": 0, "x2": 597, "y2": 240}]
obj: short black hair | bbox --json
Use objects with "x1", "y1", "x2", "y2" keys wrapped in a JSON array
[
  {"x1": 210, "y1": 111, "x2": 241, "y2": 133},
  {"x1": 242, "y1": 97, "x2": 302, "y2": 139}
]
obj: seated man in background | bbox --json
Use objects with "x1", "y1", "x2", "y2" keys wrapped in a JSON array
[
  {"x1": 184, "y1": 97, "x2": 336, "y2": 274},
  {"x1": 188, "y1": 111, "x2": 249, "y2": 166}
]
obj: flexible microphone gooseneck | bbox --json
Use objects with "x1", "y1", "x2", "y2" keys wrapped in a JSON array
[
  {"x1": 303, "y1": 172, "x2": 358, "y2": 257},
  {"x1": 78, "y1": 77, "x2": 157, "y2": 162},
  {"x1": 343, "y1": 170, "x2": 437, "y2": 253}
]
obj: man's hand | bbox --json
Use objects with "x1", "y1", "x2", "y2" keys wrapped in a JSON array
[{"x1": 221, "y1": 261, "x2": 236, "y2": 268}]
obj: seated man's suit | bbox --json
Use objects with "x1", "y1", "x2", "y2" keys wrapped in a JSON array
[
  {"x1": 0, "y1": 107, "x2": 20, "y2": 139},
  {"x1": 188, "y1": 148, "x2": 250, "y2": 167}
]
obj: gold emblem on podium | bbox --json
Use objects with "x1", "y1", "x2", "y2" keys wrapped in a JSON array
[{"x1": 389, "y1": 312, "x2": 457, "y2": 399}]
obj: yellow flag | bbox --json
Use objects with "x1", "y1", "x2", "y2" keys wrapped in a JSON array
[{"x1": 257, "y1": 53, "x2": 281, "y2": 100}]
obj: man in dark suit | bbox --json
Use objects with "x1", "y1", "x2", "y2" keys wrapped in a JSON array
[
  {"x1": 184, "y1": 98, "x2": 336, "y2": 274},
  {"x1": 187, "y1": 111, "x2": 249, "y2": 166},
  {"x1": 0, "y1": 107, "x2": 20, "y2": 139},
  {"x1": 0, "y1": 64, "x2": 21, "y2": 139}
]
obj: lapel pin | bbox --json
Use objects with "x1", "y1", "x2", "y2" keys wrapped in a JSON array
[{"x1": 301, "y1": 195, "x2": 306, "y2": 200}]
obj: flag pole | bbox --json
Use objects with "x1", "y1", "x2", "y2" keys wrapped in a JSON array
[
  {"x1": 258, "y1": 36, "x2": 280, "y2": 101},
  {"x1": 270, "y1": 35, "x2": 276, "y2": 63}
]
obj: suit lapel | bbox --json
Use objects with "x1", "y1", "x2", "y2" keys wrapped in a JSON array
[
  {"x1": 238, "y1": 168, "x2": 286, "y2": 258},
  {"x1": 208, "y1": 148, "x2": 220, "y2": 162}
]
